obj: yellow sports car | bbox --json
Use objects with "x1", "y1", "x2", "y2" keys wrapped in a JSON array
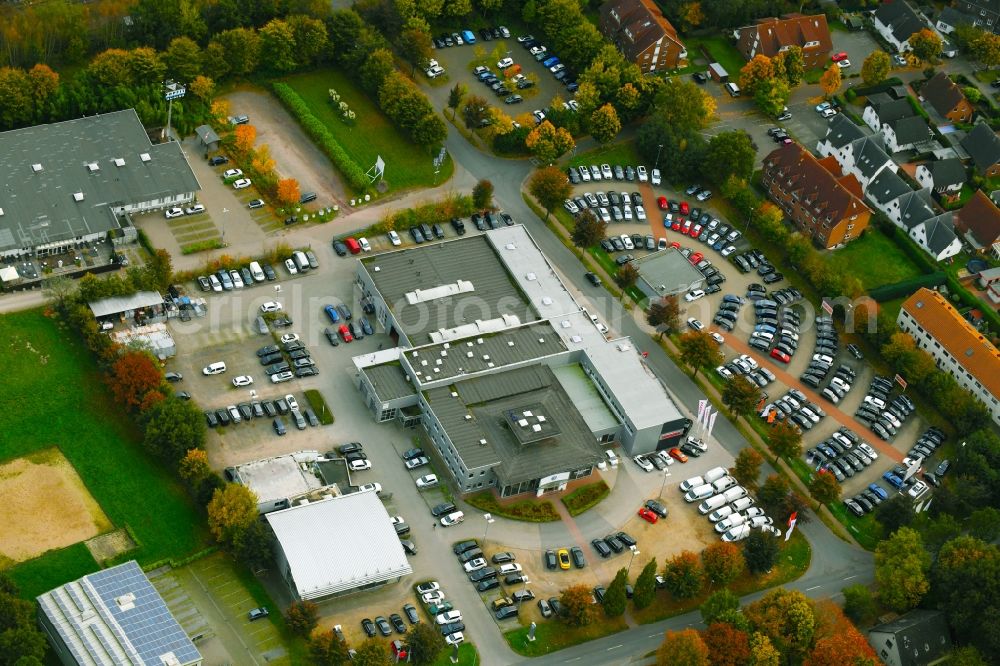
[{"x1": 557, "y1": 548, "x2": 571, "y2": 570}]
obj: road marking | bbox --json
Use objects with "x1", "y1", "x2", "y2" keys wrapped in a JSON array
[
  {"x1": 563, "y1": 658, "x2": 581, "y2": 662},
  {"x1": 607, "y1": 644, "x2": 623, "y2": 651},
  {"x1": 806, "y1": 585, "x2": 821, "y2": 591},
  {"x1": 844, "y1": 575, "x2": 857, "y2": 580},
  {"x1": 649, "y1": 633, "x2": 661, "y2": 638}
]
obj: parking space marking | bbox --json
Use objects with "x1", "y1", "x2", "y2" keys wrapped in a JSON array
[{"x1": 607, "y1": 644, "x2": 623, "y2": 650}]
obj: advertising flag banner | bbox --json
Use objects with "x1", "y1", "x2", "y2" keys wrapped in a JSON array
[
  {"x1": 707, "y1": 411, "x2": 718, "y2": 439},
  {"x1": 785, "y1": 513, "x2": 798, "y2": 541},
  {"x1": 697, "y1": 399, "x2": 707, "y2": 425}
]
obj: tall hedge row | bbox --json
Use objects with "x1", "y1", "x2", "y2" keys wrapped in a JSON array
[{"x1": 271, "y1": 82, "x2": 369, "y2": 192}]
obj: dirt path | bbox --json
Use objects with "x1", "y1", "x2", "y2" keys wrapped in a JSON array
[{"x1": 224, "y1": 89, "x2": 350, "y2": 209}]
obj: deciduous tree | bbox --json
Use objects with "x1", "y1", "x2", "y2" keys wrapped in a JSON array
[
  {"x1": 862, "y1": 51, "x2": 891, "y2": 86},
  {"x1": 723, "y1": 375, "x2": 761, "y2": 418},
  {"x1": 633, "y1": 558, "x2": 659, "y2": 609},
  {"x1": 178, "y1": 449, "x2": 212, "y2": 487},
  {"x1": 910, "y1": 29, "x2": 943, "y2": 62},
  {"x1": 678, "y1": 330, "x2": 723, "y2": 378},
  {"x1": 353, "y1": 638, "x2": 392, "y2": 665},
  {"x1": 731, "y1": 448, "x2": 764, "y2": 492},
  {"x1": 308, "y1": 629, "x2": 351, "y2": 665},
  {"x1": 289, "y1": 15, "x2": 329, "y2": 67},
  {"x1": 949, "y1": 646, "x2": 989, "y2": 666},
  {"x1": 842, "y1": 584, "x2": 877, "y2": 625},
  {"x1": 472, "y1": 179, "x2": 494, "y2": 209},
  {"x1": 654, "y1": 79, "x2": 715, "y2": 131},
  {"x1": 108, "y1": 350, "x2": 163, "y2": 412},
  {"x1": 875, "y1": 494, "x2": 915, "y2": 535},
  {"x1": 969, "y1": 507, "x2": 1000, "y2": 542},
  {"x1": 768, "y1": 421, "x2": 802, "y2": 459},
  {"x1": 777, "y1": 46, "x2": 804, "y2": 86},
  {"x1": 754, "y1": 202, "x2": 789, "y2": 245},
  {"x1": 615, "y1": 262, "x2": 639, "y2": 291},
  {"x1": 259, "y1": 19, "x2": 297, "y2": 72},
  {"x1": 748, "y1": 632, "x2": 780, "y2": 666},
  {"x1": 212, "y1": 28, "x2": 261, "y2": 77},
  {"x1": 526, "y1": 120, "x2": 575, "y2": 164},
  {"x1": 276, "y1": 178, "x2": 300, "y2": 206},
  {"x1": 932, "y1": 536, "x2": 1000, "y2": 657},
  {"x1": 663, "y1": 551, "x2": 703, "y2": 599},
  {"x1": 647, "y1": 296, "x2": 681, "y2": 338},
  {"x1": 700, "y1": 589, "x2": 741, "y2": 626},
  {"x1": 407, "y1": 622, "x2": 446, "y2": 664},
  {"x1": 163, "y1": 36, "x2": 203, "y2": 83},
  {"x1": 701, "y1": 622, "x2": 750, "y2": 666},
  {"x1": 398, "y1": 26, "x2": 434, "y2": 71},
  {"x1": 233, "y1": 124, "x2": 257, "y2": 155},
  {"x1": 704, "y1": 131, "x2": 755, "y2": 184},
  {"x1": 819, "y1": 65, "x2": 841, "y2": 97},
  {"x1": 739, "y1": 55, "x2": 776, "y2": 95},
  {"x1": 448, "y1": 83, "x2": 466, "y2": 113},
  {"x1": 757, "y1": 474, "x2": 790, "y2": 517},
  {"x1": 207, "y1": 484, "x2": 258, "y2": 548},
  {"x1": 743, "y1": 531, "x2": 781, "y2": 575},
  {"x1": 571, "y1": 210, "x2": 607, "y2": 249},
  {"x1": 702, "y1": 542, "x2": 745, "y2": 587},
  {"x1": 603, "y1": 567, "x2": 628, "y2": 616},
  {"x1": 656, "y1": 629, "x2": 709, "y2": 666},
  {"x1": 744, "y1": 588, "x2": 815, "y2": 660},
  {"x1": 560, "y1": 584, "x2": 599, "y2": 626},
  {"x1": 589, "y1": 103, "x2": 621, "y2": 145},
  {"x1": 809, "y1": 470, "x2": 840, "y2": 504},
  {"x1": 528, "y1": 166, "x2": 572, "y2": 218},
  {"x1": 807, "y1": 600, "x2": 877, "y2": 666},
  {"x1": 875, "y1": 527, "x2": 930, "y2": 612},
  {"x1": 285, "y1": 600, "x2": 319, "y2": 637},
  {"x1": 754, "y1": 78, "x2": 791, "y2": 118}
]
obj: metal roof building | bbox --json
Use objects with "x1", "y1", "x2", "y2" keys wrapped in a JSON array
[
  {"x1": 267, "y1": 490, "x2": 412, "y2": 601},
  {"x1": 632, "y1": 248, "x2": 706, "y2": 299},
  {"x1": 88, "y1": 291, "x2": 164, "y2": 319},
  {"x1": 37, "y1": 560, "x2": 202, "y2": 666},
  {"x1": 0, "y1": 109, "x2": 199, "y2": 258}
]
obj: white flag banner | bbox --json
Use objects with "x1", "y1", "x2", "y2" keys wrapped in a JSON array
[
  {"x1": 785, "y1": 512, "x2": 798, "y2": 541},
  {"x1": 697, "y1": 399, "x2": 707, "y2": 425},
  {"x1": 707, "y1": 411, "x2": 718, "y2": 439},
  {"x1": 903, "y1": 457, "x2": 922, "y2": 482}
]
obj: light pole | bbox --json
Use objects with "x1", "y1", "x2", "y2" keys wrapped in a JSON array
[
  {"x1": 163, "y1": 80, "x2": 186, "y2": 142},
  {"x1": 658, "y1": 467, "x2": 672, "y2": 499},
  {"x1": 654, "y1": 143, "x2": 664, "y2": 171},
  {"x1": 483, "y1": 513, "x2": 495, "y2": 544},
  {"x1": 626, "y1": 545, "x2": 640, "y2": 576}
]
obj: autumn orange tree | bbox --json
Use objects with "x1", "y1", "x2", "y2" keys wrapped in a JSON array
[
  {"x1": 744, "y1": 588, "x2": 816, "y2": 662},
  {"x1": 233, "y1": 123, "x2": 256, "y2": 155},
  {"x1": 701, "y1": 622, "x2": 750, "y2": 666},
  {"x1": 701, "y1": 542, "x2": 745, "y2": 587},
  {"x1": 819, "y1": 65, "x2": 841, "y2": 97},
  {"x1": 277, "y1": 178, "x2": 301, "y2": 206},
  {"x1": 656, "y1": 629, "x2": 709, "y2": 666},
  {"x1": 107, "y1": 349, "x2": 163, "y2": 412},
  {"x1": 805, "y1": 600, "x2": 878, "y2": 666},
  {"x1": 739, "y1": 54, "x2": 776, "y2": 95},
  {"x1": 560, "y1": 585, "x2": 600, "y2": 626}
]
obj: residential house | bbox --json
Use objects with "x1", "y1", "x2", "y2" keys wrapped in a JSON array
[
  {"x1": 816, "y1": 116, "x2": 898, "y2": 191},
  {"x1": 874, "y1": 1, "x2": 927, "y2": 52},
  {"x1": 915, "y1": 157, "x2": 967, "y2": 194},
  {"x1": 910, "y1": 211, "x2": 963, "y2": 260},
  {"x1": 736, "y1": 14, "x2": 833, "y2": 69},
  {"x1": 868, "y1": 609, "x2": 952, "y2": 666},
  {"x1": 936, "y1": 5, "x2": 975, "y2": 33},
  {"x1": 961, "y1": 121, "x2": 1000, "y2": 177},
  {"x1": 892, "y1": 187, "x2": 937, "y2": 229},
  {"x1": 599, "y1": 0, "x2": 687, "y2": 73},
  {"x1": 898, "y1": 289, "x2": 1000, "y2": 426},
  {"x1": 866, "y1": 168, "x2": 913, "y2": 216},
  {"x1": 921, "y1": 71, "x2": 974, "y2": 123},
  {"x1": 954, "y1": 0, "x2": 1000, "y2": 34},
  {"x1": 956, "y1": 189, "x2": 1000, "y2": 250},
  {"x1": 862, "y1": 94, "x2": 931, "y2": 153},
  {"x1": 761, "y1": 142, "x2": 871, "y2": 248},
  {"x1": 978, "y1": 265, "x2": 1000, "y2": 303}
]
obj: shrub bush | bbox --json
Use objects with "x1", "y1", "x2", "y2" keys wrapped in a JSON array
[
  {"x1": 562, "y1": 481, "x2": 611, "y2": 516},
  {"x1": 371, "y1": 194, "x2": 475, "y2": 235},
  {"x1": 271, "y1": 83, "x2": 369, "y2": 192},
  {"x1": 304, "y1": 389, "x2": 335, "y2": 425},
  {"x1": 465, "y1": 491, "x2": 560, "y2": 522},
  {"x1": 868, "y1": 272, "x2": 947, "y2": 301}
]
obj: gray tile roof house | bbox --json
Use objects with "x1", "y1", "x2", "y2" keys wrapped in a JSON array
[
  {"x1": 0, "y1": 109, "x2": 199, "y2": 257},
  {"x1": 937, "y1": 6, "x2": 974, "y2": 33},
  {"x1": 896, "y1": 188, "x2": 937, "y2": 231},
  {"x1": 887, "y1": 115, "x2": 932, "y2": 147},
  {"x1": 868, "y1": 609, "x2": 951, "y2": 666},
  {"x1": 819, "y1": 113, "x2": 866, "y2": 149},
  {"x1": 874, "y1": 0, "x2": 926, "y2": 47},
  {"x1": 920, "y1": 212, "x2": 961, "y2": 257},
  {"x1": 867, "y1": 168, "x2": 912, "y2": 207},
  {"x1": 928, "y1": 157, "x2": 966, "y2": 188},
  {"x1": 961, "y1": 122, "x2": 1000, "y2": 176},
  {"x1": 853, "y1": 136, "x2": 894, "y2": 181},
  {"x1": 869, "y1": 96, "x2": 916, "y2": 125}
]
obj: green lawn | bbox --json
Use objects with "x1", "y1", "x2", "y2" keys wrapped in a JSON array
[
  {"x1": 567, "y1": 140, "x2": 642, "y2": 170},
  {"x1": 431, "y1": 643, "x2": 479, "y2": 665},
  {"x1": 684, "y1": 36, "x2": 746, "y2": 80},
  {"x1": 505, "y1": 615, "x2": 629, "y2": 656},
  {"x1": 830, "y1": 228, "x2": 926, "y2": 291},
  {"x1": 277, "y1": 68, "x2": 452, "y2": 192},
  {"x1": 2, "y1": 310, "x2": 207, "y2": 597}
]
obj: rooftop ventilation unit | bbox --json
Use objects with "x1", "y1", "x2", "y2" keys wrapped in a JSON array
[
  {"x1": 466, "y1": 414, "x2": 473, "y2": 420},
  {"x1": 114, "y1": 158, "x2": 125, "y2": 167},
  {"x1": 139, "y1": 153, "x2": 151, "y2": 162},
  {"x1": 87, "y1": 162, "x2": 99, "y2": 172},
  {"x1": 508, "y1": 341, "x2": 515, "y2": 347},
  {"x1": 526, "y1": 272, "x2": 537, "y2": 280},
  {"x1": 571, "y1": 335, "x2": 583, "y2": 343},
  {"x1": 542, "y1": 297, "x2": 553, "y2": 305},
  {"x1": 538, "y1": 337, "x2": 545, "y2": 343},
  {"x1": 560, "y1": 320, "x2": 571, "y2": 328},
  {"x1": 0, "y1": 208, "x2": 4, "y2": 217},
  {"x1": 479, "y1": 439, "x2": 488, "y2": 446},
  {"x1": 31, "y1": 163, "x2": 43, "y2": 172},
  {"x1": 451, "y1": 391, "x2": 459, "y2": 398},
  {"x1": 73, "y1": 192, "x2": 84, "y2": 202}
]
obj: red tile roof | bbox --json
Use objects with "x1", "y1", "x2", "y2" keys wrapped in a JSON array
[
  {"x1": 737, "y1": 13, "x2": 833, "y2": 60},
  {"x1": 956, "y1": 189, "x2": 1000, "y2": 247},
  {"x1": 764, "y1": 143, "x2": 869, "y2": 223}
]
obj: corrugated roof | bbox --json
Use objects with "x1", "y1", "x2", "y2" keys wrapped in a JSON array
[
  {"x1": 900, "y1": 288, "x2": 1000, "y2": 399},
  {"x1": 363, "y1": 363, "x2": 415, "y2": 402},
  {"x1": 0, "y1": 109, "x2": 199, "y2": 253},
  {"x1": 633, "y1": 248, "x2": 705, "y2": 297},
  {"x1": 266, "y1": 492, "x2": 412, "y2": 600},
  {"x1": 88, "y1": 291, "x2": 163, "y2": 318}
]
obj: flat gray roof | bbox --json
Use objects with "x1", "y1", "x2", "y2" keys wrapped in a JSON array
[
  {"x1": 234, "y1": 451, "x2": 325, "y2": 505},
  {"x1": 361, "y1": 234, "x2": 539, "y2": 344},
  {"x1": 89, "y1": 290, "x2": 163, "y2": 318},
  {"x1": 426, "y1": 365, "x2": 603, "y2": 483},
  {"x1": 363, "y1": 362, "x2": 415, "y2": 402},
  {"x1": 552, "y1": 364, "x2": 619, "y2": 432},
  {"x1": 634, "y1": 248, "x2": 706, "y2": 297},
  {"x1": 0, "y1": 109, "x2": 199, "y2": 253},
  {"x1": 403, "y1": 321, "x2": 565, "y2": 385}
]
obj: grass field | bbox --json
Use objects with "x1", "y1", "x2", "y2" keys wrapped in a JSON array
[
  {"x1": 278, "y1": 68, "x2": 453, "y2": 192},
  {"x1": 431, "y1": 643, "x2": 479, "y2": 665},
  {"x1": 684, "y1": 36, "x2": 746, "y2": 82},
  {"x1": 829, "y1": 228, "x2": 926, "y2": 291},
  {"x1": 505, "y1": 614, "x2": 629, "y2": 656},
  {"x1": 1, "y1": 310, "x2": 207, "y2": 598},
  {"x1": 567, "y1": 140, "x2": 643, "y2": 170}
]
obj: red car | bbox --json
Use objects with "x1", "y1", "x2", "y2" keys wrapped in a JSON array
[
  {"x1": 679, "y1": 201, "x2": 690, "y2": 215},
  {"x1": 668, "y1": 448, "x2": 688, "y2": 463},
  {"x1": 831, "y1": 51, "x2": 848, "y2": 62},
  {"x1": 770, "y1": 348, "x2": 790, "y2": 363},
  {"x1": 671, "y1": 218, "x2": 682, "y2": 232},
  {"x1": 681, "y1": 219, "x2": 692, "y2": 235},
  {"x1": 670, "y1": 241, "x2": 681, "y2": 249},
  {"x1": 339, "y1": 324, "x2": 353, "y2": 342},
  {"x1": 638, "y1": 507, "x2": 659, "y2": 524},
  {"x1": 657, "y1": 196, "x2": 668, "y2": 210},
  {"x1": 689, "y1": 252, "x2": 703, "y2": 264},
  {"x1": 690, "y1": 224, "x2": 703, "y2": 238}
]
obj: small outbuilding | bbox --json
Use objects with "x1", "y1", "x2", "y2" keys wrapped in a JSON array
[
  {"x1": 633, "y1": 248, "x2": 706, "y2": 300},
  {"x1": 708, "y1": 62, "x2": 729, "y2": 82},
  {"x1": 88, "y1": 291, "x2": 165, "y2": 326},
  {"x1": 194, "y1": 125, "x2": 220, "y2": 152}
]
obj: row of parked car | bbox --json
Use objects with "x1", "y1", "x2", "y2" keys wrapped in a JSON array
[
  {"x1": 715, "y1": 351, "x2": 777, "y2": 390},
  {"x1": 565, "y1": 189, "x2": 648, "y2": 223},
  {"x1": 518, "y1": 34, "x2": 580, "y2": 93},
  {"x1": 854, "y1": 376, "x2": 915, "y2": 442},
  {"x1": 680, "y1": 467, "x2": 779, "y2": 542},
  {"x1": 815, "y1": 363, "x2": 856, "y2": 405},
  {"x1": 805, "y1": 426, "x2": 882, "y2": 485},
  {"x1": 413, "y1": 581, "x2": 466, "y2": 646},
  {"x1": 746, "y1": 291, "x2": 801, "y2": 360},
  {"x1": 797, "y1": 315, "x2": 840, "y2": 389},
  {"x1": 590, "y1": 529, "x2": 638, "y2": 558},
  {"x1": 205, "y1": 392, "x2": 318, "y2": 434},
  {"x1": 732, "y1": 249, "x2": 784, "y2": 285},
  {"x1": 568, "y1": 163, "x2": 656, "y2": 185},
  {"x1": 256, "y1": 334, "x2": 320, "y2": 384}
]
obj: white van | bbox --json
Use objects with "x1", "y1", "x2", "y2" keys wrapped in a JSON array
[
  {"x1": 293, "y1": 250, "x2": 310, "y2": 272},
  {"x1": 249, "y1": 261, "x2": 265, "y2": 282},
  {"x1": 703, "y1": 467, "x2": 728, "y2": 484},
  {"x1": 714, "y1": 513, "x2": 746, "y2": 533},
  {"x1": 725, "y1": 82, "x2": 741, "y2": 97},
  {"x1": 730, "y1": 497, "x2": 755, "y2": 512},
  {"x1": 722, "y1": 486, "x2": 748, "y2": 503},
  {"x1": 684, "y1": 484, "x2": 715, "y2": 503},
  {"x1": 605, "y1": 450, "x2": 619, "y2": 468},
  {"x1": 712, "y1": 476, "x2": 737, "y2": 493},
  {"x1": 680, "y1": 475, "x2": 705, "y2": 492},
  {"x1": 698, "y1": 494, "x2": 728, "y2": 515},
  {"x1": 202, "y1": 361, "x2": 227, "y2": 375}
]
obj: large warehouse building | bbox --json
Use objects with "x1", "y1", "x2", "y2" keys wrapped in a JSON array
[
  {"x1": 0, "y1": 109, "x2": 199, "y2": 260},
  {"x1": 352, "y1": 225, "x2": 691, "y2": 497}
]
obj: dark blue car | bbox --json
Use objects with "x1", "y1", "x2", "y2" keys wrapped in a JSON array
[
  {"x1": 882, "y1": 471, "x2": 904, "y2": 489},
  {"x1": 868, "y1": 483, "x2": 889, "y2": 500},
  {"x1": 323, "y1": 305, "x2": 340, "y2": 323}
]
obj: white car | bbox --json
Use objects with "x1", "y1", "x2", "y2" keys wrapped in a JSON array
[
  {"x1": 421, "y1": 591, "x2": 445, "y2": 604},
  {"x1": 907, "y1": 480, "x2": 930, "y2": 499},
  {"x1": 437, "y1": 610, "x2": 463, "y2": 625},
  {"x1": 284, "y1": 258, "x2": 298, "y2": 275},
  {"x1": 685, "y1": 289, "x2": 706, "y2": 302},
  {"x1": 730, "y1": 497, "x2": 755, "y2": 512},
  {"x1": 165, "y1": 206, "x2": 184, "y2": 219},
  {"x1": 441, "y1": 511, "x2": 464, "y2": 526},
  {"x1": 349, "y1": 459, "x2": 372, "y2": 472},
  {"x1": 417, "y1": 474, "x2": 439, "y2": 489},
  {"x1": 284, "y1": 394, "x2": 299, "y2": 411},
  {"x1": 600, "y1": 163, "x2": 613, "y2": 179},
  {"x1": 815, "y1": 102, "x2": 832, "y2": 113},
  {"x1": 710, "y1": 332, "x2": 725, "y2": 345},
  {"x1": 233, "y1": 178, "x2": 252, "y2": 189},
  {"x1": 280, "y1": 333, "x2": 299, "y2": 344},
  {"x1": 747, "y1": 515, "x2": 774, "y2": 528},
  {"x1": 687, "y1": 317, "x2": 704, "y2": 331},
  {"x1": 446, "y1": 632, "x2": 464, "y2": 646},
  {"x1": 836, "y1": 59, "x2": 851, "y2": 68},
  {"x1": 635, "y1": 205, "x2": 647, "y2": 221},
  {"x1": 230, "y1": 270, "x2": 244, "y2": 289},
  {"x1": 720, "y1": 245, "x2": 737, "y2": 257},
  {"x1": 358, "y1": 483, "x2": 382, "y2": 494},
  {"x1": 633, "y1": 455, "x2": 654, "y2": 472},
  {"x1": 463, "y1": 558, "x2": 487, "y2": 572},
  {"x1": 358, "y1": 237, "x2": 371, "y2": 252},
  {"x1": 532, "y1": 110, "x2": 546, "y2": 124},
  {"x1": 651, "y1": 168, "x2": 661, "y2": 186},
  {"x1": 742, "y1": 507, "x2": 766, "y2": 519},
  {"x1": 222, "y1": 168, "x2": 243, "y2": 179},
  {"x1": 820, "y1": 108, "x2": 837, "y2": 118},
  {"x1": 857, "y1": 442, "x2": 879, "y2": 459},
  {"x1": 391, "y1": 515, "x2": 405, "y2": 525},
  {"x1": 564, "y1": 199, "x2": 580, "y2": 214},
  {"x1": 388, "y1": 230, "x2": 401, "y2": 246},
  {"x1": 707, "y1": 505, "x2": 734, "y2": 522},
  {"x1": 637, "y1": 166, "x2": 648, "y2": 182},
  {"x1": 405, "y1": 456, "x2": 430, "y2": 470},
  {"x1": 620, "y1": 234, "x2": 634, "y2": 250},
  {"x1": 656, "y1": 450, "x2": 675, "y2": 466},
  {"x1": 232, "y1": 375, "x2": 254, "y2": 387},
  {"x1": 530, "y1": 46, "x2": 546, "y2": 56},
  {"x1": 497, "y1": 57, "x2": 514, "y2": 69},
  {"x1": 260, "y1": 301, "x2": 282, "y2": 313},
  {"x1": 185, "y1": 203, "x2": 205, "y2": 215},
  {"x1": 202, "y1": 362, "x2": 227, "y2": 375},
  {"x1": 425, "y1": 65, "x2": 445, "y2": 78},
  {"x1": 270, "y1": 371, "x2": 294, "y2": 383},
  {"x1": 416, "y1": 582, "x2": 440, "y2": 594},
  {"x1": 721, "y1": 524, "x2": 752, "y2": 542}
]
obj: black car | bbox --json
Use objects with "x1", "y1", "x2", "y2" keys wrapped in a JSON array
[
  {"x1": 332, "y1": 239, "x2": 348, "y2": 256},
  {"x1": 936, "y1": 459, "x2": 951, "y2": 476},
  {"x1": 591, "y1": 538, "x2": 612, "y2": 558},
  {"x1": 403, "y1": 604, "x2": 419, "y2": 624},
  {"x1": 644, "y1": 499, "x2": 668, "y2": 518},
  {"x1": 323, "y1": 327, "x2": 340, "y2": 346},
  {"x1": 505, "y1": 573, "x2": 528, "y2": 585},
  {"x1": 361, "y1": 618, "x2": 376, "y2": 637},
  {"x1": 616, "y1": 531, "x2": 637, "y2": 548},
  {"x1": 262, "y1": 263, "x2": 277, "y2": 281},
  {"x1": 468, "y1": 567, "x2": 497, "y2": 582},
  {"x1": 693, "y1": 71, "x2": 708, "y2": 83},
  {"x1": 430, "y1": 502, "x2": 457, "y2": 518},
  {"x1": 165, "y1": 371, "x2": 183, "y2": 382},
  {"x1": 453, "y1": 540, "x2": 479, "y2": 555},
  {"x1": 389, "y1": 613, "x2": 406, "y2": 633},
  {"x1": 458, "y1": 548, "x2": 483, "y2": 564},
  {"x1": 570, "y1": 546, "x2": 586, "y2": 568},
  {"x1": 495, "y1": 606, "x2": 518, "y2": 620},
  {"x1": 492, "y1": 551, "x2": 516, "y2": 564},
  {"x1": 205, "y1": 411, "x2": 219, "y2": 427},
  {"x1": 410, "y1": 226, "x2": 425, "y2": 243},
  {"x1": 440, "y1": 621, "x2": 466, "y2": 635},
  {"x1": 593, "y1": 585, "x2": 607, "y2": 603},
  {"x1": 260, "y1": 353, "x2": 283, "y2": 366},
  {"x1": 338, "y1": 442, "x2": 364, "y2": 454},
  {"x1": 476, "y1": 578, "x2": 500, "y2": 592},
  {"x1": 216, "y1": 408, "x2": 231, "y2": 426},
  {"x1": 544, "y1": 549, "x2": 557, "y2": 569},
  {"x1": 451, "y1": 218, "x2": 466, "y2": 235},
  {"x1": 262, "y1": 401, "x2": 277, "y2": 418},
  {"x1": 209, "y1": 155, "x2": 229, "y2": 166},
  {"x1": 288, "y1": 349, "x2": 310, "y2": 361},
  {"x1": 585, "y1": 272, "x2": 602, "y2": 287},
  {"x1": 375, "y1": 616, "x2": 392, "y2": 637}
]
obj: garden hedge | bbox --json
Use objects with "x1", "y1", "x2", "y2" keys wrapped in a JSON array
[
  {"x1": 271, "y1": 83, "x2": 369, "y2": 192},
  {"x1": 868, "y1": 272, "x2": 947, "y2": 301}
]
